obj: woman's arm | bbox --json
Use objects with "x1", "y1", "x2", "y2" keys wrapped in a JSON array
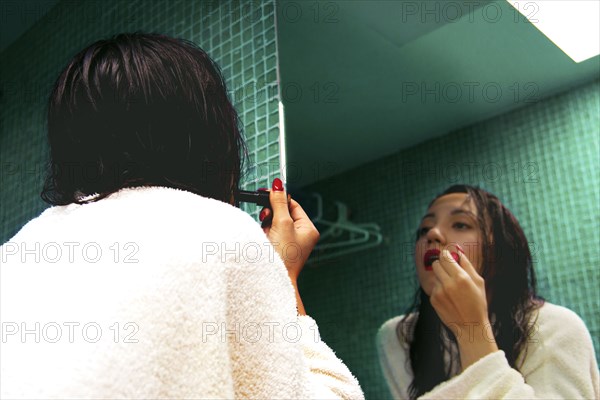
[
  {"x1": 376, "y1": 316, "x2": 413, "y2": 400},
  {"x1": 297, "y1": 314, "x2": 365, "y2": 399},
  {"x1": 290, "y1": 277, "x2": 307, "y2": 316},
  {"x1": 429, "y1": 248, "x2": 499, "y2": 369},
  {"x1": 419, "y1": 303, "x2": 599, "y2": 399},
  {"x1": 418, "y1": 249, "x2": 598, "y2": 399},
  {"x1": 214, "y1": 179, "x2": 363, "y2": 399},
  {"x1": 257, "y1": 179, "x2": 365, "y2": 399}
]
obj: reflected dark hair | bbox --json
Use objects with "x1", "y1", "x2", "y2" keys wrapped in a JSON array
[
  {"x1": 41, "y1": 32, "x2": 247, "y2": 205},
  {"x1": 403, "y1": 184, "x2": 544, "y2": 399}
]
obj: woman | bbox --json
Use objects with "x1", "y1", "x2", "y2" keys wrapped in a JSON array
[
  {"x1": 377, "y1": 185, "x2": 599, "y2": 399},
  {"x1": 0, "y1": 32, "x2": 364, "y2": 399}
]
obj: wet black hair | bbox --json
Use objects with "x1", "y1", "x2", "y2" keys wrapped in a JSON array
[
  {"x1": 41, "y1": 32, "x2": 247, "y2": 205},
  {"x1": 403, "y1": 184, "x2": 543, "y2": 399}
]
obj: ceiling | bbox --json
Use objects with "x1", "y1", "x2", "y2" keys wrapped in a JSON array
[
  {"x1": 277, "y1": 0, "x2": 600, "y2": 189},
  {"x1": 2, "y1": 0, "x2": 598, "y2": 190}
]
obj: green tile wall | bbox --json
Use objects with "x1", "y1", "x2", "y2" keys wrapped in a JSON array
[
  {"x1": 0, "y1": 0, "x2": 279, "y2": 243},
  {"x1": 301, "y1": 79, "x2": 600, "y2": 399}
]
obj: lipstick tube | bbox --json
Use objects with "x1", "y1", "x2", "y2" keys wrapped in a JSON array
[
  {"x1": 237, "y1": 190, "x2": 291, "y2": 208},
  {"x1": 237, "y1": 190, "x2": 271, "y2": 207}
]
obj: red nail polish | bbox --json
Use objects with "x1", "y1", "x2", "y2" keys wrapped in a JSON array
[
  {"x1": 257, "y1": 187, "x2": 269, "y2": 192},
  {"x1": 450, "y1": 251, "x2": 460, "y2": 263},
  {"x1": 272, "y1": 178, "x2": 284, "y2": 191},
  {"x1": 259, "y1": 209, "x2": 268, "y2": 221},
  {"x1": 455, "y1": 244, "x2": 465, "y2": 254}
]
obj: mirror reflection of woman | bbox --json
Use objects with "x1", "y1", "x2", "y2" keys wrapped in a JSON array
[{"x1": 377, "y1": 185, "x2": 599, "y2": 399}]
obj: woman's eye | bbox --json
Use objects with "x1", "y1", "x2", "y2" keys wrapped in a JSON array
[
  {"x1": 453, "y1": 222, "x2": 470, "y2": 230},
  {"x1": 418, "y1": 227, "x2": 430, "y2": 236}
]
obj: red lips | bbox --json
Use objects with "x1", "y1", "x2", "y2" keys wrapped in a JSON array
[{"x1": 423, "y1": 249, "x2": 460, "y2": 271}]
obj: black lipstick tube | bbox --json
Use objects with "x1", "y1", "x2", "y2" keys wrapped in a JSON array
[
  {"x1": 237, "y1": 190, "x2": 271, "y2": 208},
  {"x1": 237, "y1": 190, "x2": 291, "y2": 208}
]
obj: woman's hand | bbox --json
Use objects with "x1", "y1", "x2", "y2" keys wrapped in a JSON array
[
  {"x1": 430, "y1": 246, "x2": 498, "y2": 369},
  {"x1": 260, "y1": 178, "x2": 320, "y2": 282}
]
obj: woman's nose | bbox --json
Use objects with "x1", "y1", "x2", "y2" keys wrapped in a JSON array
[{"x1": 426, "y1": 226, "x2": 445, "y2": 244}]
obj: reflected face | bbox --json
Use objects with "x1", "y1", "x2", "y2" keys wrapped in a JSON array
[{"x1": 415, "y1": 193, "x2": 484, "y2": 296}]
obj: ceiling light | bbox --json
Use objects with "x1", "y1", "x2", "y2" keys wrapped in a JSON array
[{"x1": 506, "y1": 0, "x2": 600, "y2": 63}]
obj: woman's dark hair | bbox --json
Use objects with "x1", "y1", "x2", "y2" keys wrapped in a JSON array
[
  {"x1": 41, "y1": 32, "x2": 247, "y2": 205},
  {"x1": 403, "y1": 184, "x2": 544, "y2": 399}
]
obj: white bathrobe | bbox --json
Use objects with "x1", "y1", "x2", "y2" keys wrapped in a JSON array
[
  {"x1": 0, "y1": 186, "x2": 364, "y2": 399},
  {"x1": 377, "y1": 303, "x2": 599, "y2": 399}
]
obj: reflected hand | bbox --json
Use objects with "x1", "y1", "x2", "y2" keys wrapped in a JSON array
[
  {"x1": 430, "y1": 246, "x2": 489, "y2": 339},
  {"x1": 430, "y1": 246, "x2": 498, "y2": 369}
]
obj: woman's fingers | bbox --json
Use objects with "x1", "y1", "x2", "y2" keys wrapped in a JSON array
[
  {"x1": 288, "y1": 198, "x2": 309, "y2": 222},
  {"x1": 269, "y1": 178, "x2": 292, "y2": 224},
  {"x1": 261, "y1": 179, "x2": 316, "y2": 280},
  {"x1": 431, "y1": 259, "x2": 452, "y2": 284},
  {"x1": 430, "y1": 246, "x2": 489, "y2": 338},
  {"x1": 259, "y1": 207, "x2": 272, "y2": 231},
  {"x1": 436, "y1": 249, "x2": 466, "y2": 278},
  {"x1": 453, "y1": 246, "x2": 480, "y2": 282},
  {"x1": 289, "y1": 198, "x2": 320, "y2": 246}
]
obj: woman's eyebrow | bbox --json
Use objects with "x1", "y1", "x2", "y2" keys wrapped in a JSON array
[
  {"x1": 450, "y1": 209, "x2": 476, "y2": 218},
  {"x1": 420, "y1": 213, "x2": 435, "y2": 222},
  {"x1": 421, "y1": 209, "x2": 476, "y2": 222}
]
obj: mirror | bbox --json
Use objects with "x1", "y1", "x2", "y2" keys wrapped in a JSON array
[{"x1": 276, "y1": 0, "x2": 600, "y2": 397}]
